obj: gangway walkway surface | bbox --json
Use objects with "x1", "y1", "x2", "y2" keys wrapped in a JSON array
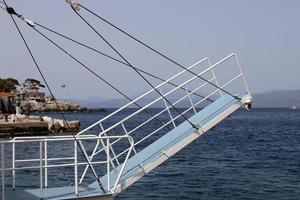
[{"x1": 94, "y1": 94, "x2": 248, "y2": 193}]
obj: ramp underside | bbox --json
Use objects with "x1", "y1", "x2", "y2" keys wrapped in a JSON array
[{"x1": 90, "y1": 95, "x2": 243, "y2": 193}]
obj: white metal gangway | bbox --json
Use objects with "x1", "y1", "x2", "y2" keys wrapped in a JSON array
[{"x1": 0, "y1": 53, "x2": 252, "y2": 200}]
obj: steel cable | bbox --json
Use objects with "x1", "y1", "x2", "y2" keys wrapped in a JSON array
[
  {"x1": 2, "y1": 0, "x2": 106, "y2": 193},
  {"x1": 0, "y1": 4, "x2": 174, "y2": 132},
  {"x1": 71, "y1": 7, "x2": 199, "y2": 129},
  {"x1": 34, "y1": 22, "x2": 213, "y2": 103},
  {"x1": 78, "y1": 3, "x2": 241, "y2": 101}
]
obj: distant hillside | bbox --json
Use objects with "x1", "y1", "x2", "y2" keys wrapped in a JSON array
[
  {"x1": 253, "y1": 90, "x2": 300, "y2": 108},
  {"x1": 73, "y1": 90, "x2": 300, "y2": 108},
  {"x1": 72, "y1": 98, "x2": 129, "y2": 108},
  {"x1": 73, "y1": 98, "x2": 200, "y2": 108},
  {"x1": 73, "y1": 89, "x2": 208, "y2": 108}
]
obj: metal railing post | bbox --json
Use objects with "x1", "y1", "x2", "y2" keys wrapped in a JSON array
[
  {"x1": 106, "y1": 139, "x2": 110, "y2": 192},
  {"x1": 100, "y1": 123, "x2": 119, "y2": 166},
  {"x1": 185, "y1": 86, "x2": 197, "y2": 114},
  {"x1": 44, "y1": 141, "x2": 48, "y2": 188},
  {"x1": 74, "y1": 141, "x2": 78, "y2": 196},
  {"x1": 233, "y1": 54, "x2": 251, "y2": 95},
  {"x1": 1, "y1": 143, "x2": 5, "y2": 200},
  {"x1": 121, "y1": 123, "x2": 137, "y2": 155},
  {"x1": 121, "y1": 123, "x2": 143, "y2": 169},
  {"x1": 39, "y1": 142, "x2": 43, "y2": 199},
  {"x1": 12, "y1": 142, "x2": 15, "y2": 190},
  {"x1": 112, "y1": 137, "x2": 134, "y2": 193},
  {"x1": 159, "y1": 87, "x2": 176, "y2": 128},
  {"x1": 208, "y1": 59, "x2": 222, "y2": 96}
]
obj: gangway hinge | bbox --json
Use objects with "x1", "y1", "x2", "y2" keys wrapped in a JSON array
[
  {"x1": 162, "y1": 151, "x2": 170, "y2": 158},
  {"x1": 240, "y1": 94, "x2": 252, "y2": 111},
  {"x1": 194, "y1": 124, "x2": 204, "y2": 136},
  {"x1": 138, "y1": 163, "x2": 146, "y2": 174}
]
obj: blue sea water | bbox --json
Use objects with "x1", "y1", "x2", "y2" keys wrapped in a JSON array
[
  {"x1": 114, "y1": 108, "x2": 300, "y2": 200},
  {"x1": 5, "y1": 108, "x2": 300, "y2": 199}
]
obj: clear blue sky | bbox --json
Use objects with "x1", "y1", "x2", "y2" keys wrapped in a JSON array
[{"x1": 0, "y1": 0, "x2": 299, "y2": 100}]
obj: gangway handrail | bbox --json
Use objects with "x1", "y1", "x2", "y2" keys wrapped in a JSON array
[
  {"x1": 89, "y1": 76, "x2": 217, "y2": 159},
  {"x1": 95, "y1": 56, "x2": 237, "y2": 137},
  {"x1": 77, "y1": 57, "x2": 209, "y2": 136},
  {"x1": 0, "y1": 134, "x2": 135, "y2": 199},
  {"x1": 77, "y1": 53, "x2": 250, "y2": 183},
  {"x1": 77, "y1": 53, "x2": 249, "y2": 138},
  {"x1": 82, "y1": 71, "x2": 246, "y2": 174},
  {"x1": 96, "y1": 68, "x2": 213, "y2": 137},
  {"x1": 103, "y1": 86, "x2": 223, "y2": 160},
  {"x1": 78, "y1": 70, "x2": 218, "y2": 180}
]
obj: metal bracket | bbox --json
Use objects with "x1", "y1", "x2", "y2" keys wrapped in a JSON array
[
  {"x1": 194, "y1": 124, "x2": 204, "y2": 135},
  {"x1": 19, "y1": 15, "x2": 36, "y2": 27},
  {"x1": 240, "y1": 94, "x2": 253, "y2": 111},
  {"x1": 66, "y1": 0, "x2": 80, "y2": 11},
  {"x1": 161, "y1": 151, "x2": 170, "y2": 158}
]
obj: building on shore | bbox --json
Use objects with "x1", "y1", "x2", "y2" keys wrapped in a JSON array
[{"x1": 21, "y1": 91, "x2": 46, "y2": 102}]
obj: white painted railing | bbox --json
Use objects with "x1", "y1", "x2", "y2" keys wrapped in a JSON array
[
  {"x1": 78, "y1": 53, "x2": 251, "y2": 183},
  {"x1": 0, "y1": 134, "x2": 134, "y2": 199}
]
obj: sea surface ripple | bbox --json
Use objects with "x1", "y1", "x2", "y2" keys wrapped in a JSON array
[{"x1": 7, "y1": 108, "x2": 300, "y2": 199}]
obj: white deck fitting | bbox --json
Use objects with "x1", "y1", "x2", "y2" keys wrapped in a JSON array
[{"x1": 1, "y1": 54, "x2": 252, "y2": 200}]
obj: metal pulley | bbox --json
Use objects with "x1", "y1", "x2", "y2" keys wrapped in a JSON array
[{"x1": 66, "y1": 0, "x2": 80, "y2": 11}]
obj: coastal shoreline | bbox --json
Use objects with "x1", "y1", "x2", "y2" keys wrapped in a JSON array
[
  {"x1": 0, "y1": 114, "x2": 81, "y2": 137},
  {"x1": 21, "y1": 99, "x2": 105, "y2": 112}
]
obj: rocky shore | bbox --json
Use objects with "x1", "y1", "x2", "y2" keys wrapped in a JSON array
[
  {"x1": 0, "y1": 114, "x2": 80, "y2": 137},
  {"x1": 0, "y1": 99, "x2": 104, "y2": 137},
  {"x1": 21, "y1": 100, "x2": 105, "y2": 112}
]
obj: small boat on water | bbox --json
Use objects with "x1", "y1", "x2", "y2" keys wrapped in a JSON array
[
  {"x1": 289, "y1": 105, "x2": 299, "y2": 110},
  {"x1": 0, "y1": 1, "x2": 252, "y2": 199}
]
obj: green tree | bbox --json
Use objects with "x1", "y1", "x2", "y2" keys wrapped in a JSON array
[
  {"x1": 0, "y1": 78, "x2": 19, "y2": 93},
  {"x1": 22, "y1": 78, "x2": 45, "y2": 92}
]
